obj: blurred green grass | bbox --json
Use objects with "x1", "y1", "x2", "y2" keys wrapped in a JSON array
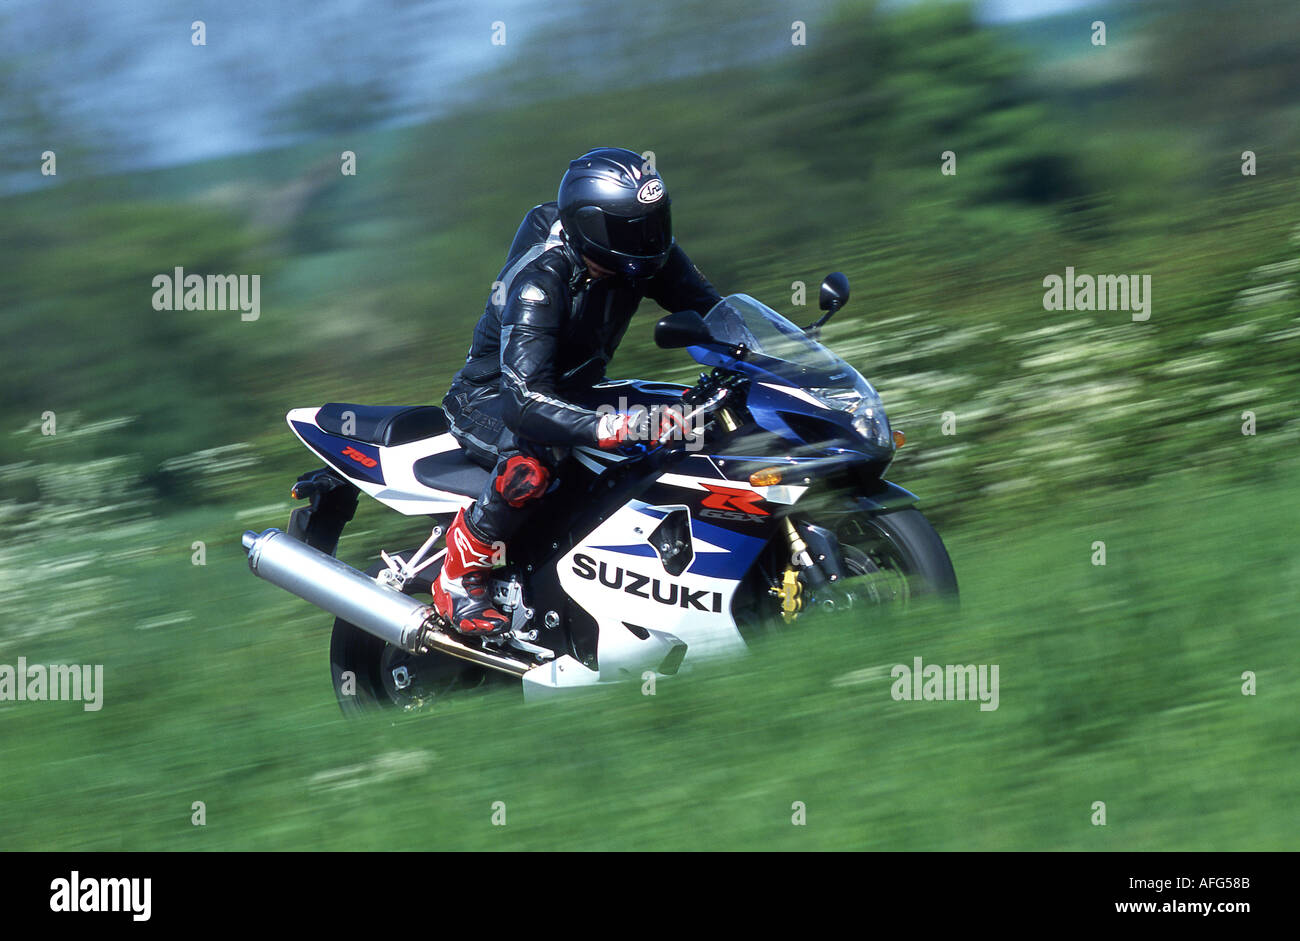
[{"x1": 1, "y1": 460, "x2": 1294, "y2": 850}]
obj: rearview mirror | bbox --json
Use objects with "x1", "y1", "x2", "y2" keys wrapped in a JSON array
[
  {"x1": 819, "y1": 271, "x2": 850, "y2": 314},
  {"x1": 806, "y1": 272, "x2": 851, "y2": 333},
  {"x1": 655, "y1": 310, "x2": 711, "y2": 349}
]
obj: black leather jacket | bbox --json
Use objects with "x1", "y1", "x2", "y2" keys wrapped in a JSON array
[{"x1": 444, "y1": 202, "x2": 722, "y2": 447}]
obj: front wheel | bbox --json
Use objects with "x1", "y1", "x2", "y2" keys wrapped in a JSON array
[
  {"x1": 735, "y1": 507, "x2": 957, "y2": 635},
  {"x1": 835, "y1": 508, "x2": 958, "y2": 605}
]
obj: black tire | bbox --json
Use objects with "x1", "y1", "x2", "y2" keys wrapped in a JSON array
[
  {"x1": 328, "y1": 552, "x2": 493, "y2": 715},
  {"x1": 733, "y1": 507, "x2": 956, "y2": 637},
  {"x1": 842, "y1": 508, "x2": 958, "y2": 602}
]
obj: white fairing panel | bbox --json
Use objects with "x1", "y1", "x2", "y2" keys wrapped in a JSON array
[
  {"x1": 286, "y1": 407, "x2": 477, "y2": 515},
  {"x1": 520, "y1": 655, "x2": 604, "y2": 701},
  {"x1": 558, "y1": 500, "x2": 749, "y2": 673}
]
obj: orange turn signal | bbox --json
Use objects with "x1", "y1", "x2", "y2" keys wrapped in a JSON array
[
  {"x1": 749, "y1": 467, "x2": 784, "y2": 487},
  {"x1": 892, "y1": 430, "x2": 906, "y2": 448}
]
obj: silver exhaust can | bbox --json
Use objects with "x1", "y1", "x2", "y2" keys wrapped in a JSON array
[{"x1": 241, "y1": 528, "x2": 431, "y2": 652}]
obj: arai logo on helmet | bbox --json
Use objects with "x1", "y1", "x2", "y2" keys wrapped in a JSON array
[{"x1": 637, "y1": 179, "x2": 664, "y2": 204}]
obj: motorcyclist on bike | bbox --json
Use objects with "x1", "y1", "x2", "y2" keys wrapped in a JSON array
[{"x1": 435, "y1": 147, "x2": 722, "y2": 636}]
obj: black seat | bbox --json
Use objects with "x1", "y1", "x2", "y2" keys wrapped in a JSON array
[
  {"x1": 316, "y1": 403, "x2": 449, "y2": 447},
  {"x1": 412, "y1": 449, "x2": 493, "y2": 497}
]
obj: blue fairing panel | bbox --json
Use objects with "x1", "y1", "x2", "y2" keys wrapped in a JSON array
[
  {"x1": 594, "y1": 511, "x2": 768, "y2": 581},
  {"x1": 291, "y1": 421, "x2": 385, "y2": 486}
]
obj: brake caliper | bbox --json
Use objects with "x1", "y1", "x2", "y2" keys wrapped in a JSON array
[{"x1": 775, "y1": 566, "x2": 804, "y2": 622}]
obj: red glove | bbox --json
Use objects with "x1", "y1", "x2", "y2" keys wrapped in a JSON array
[
  {"x1": 596, "y1": 408, "x2": 691, "y2": 449},
  {"x1": 596, "y1": 412, "x2": 643, "y2": 449}
]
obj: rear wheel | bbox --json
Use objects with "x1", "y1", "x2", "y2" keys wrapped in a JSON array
[{"x1": 328, "y1": 552, "x2": 494, "y2": 715}]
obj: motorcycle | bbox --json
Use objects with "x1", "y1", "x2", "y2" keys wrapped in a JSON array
[{"x1": 240, "y1": 273, "x2": 957, "y2": 713}]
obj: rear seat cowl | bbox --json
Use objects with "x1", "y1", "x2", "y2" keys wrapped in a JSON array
[{"x1": 316, "y1": 403, "x2": 450, "y2": 447}]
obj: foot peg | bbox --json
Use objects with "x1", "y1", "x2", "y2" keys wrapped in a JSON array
[{"x1": 484, "y1": 628, "x2": 554, "y2": 662}]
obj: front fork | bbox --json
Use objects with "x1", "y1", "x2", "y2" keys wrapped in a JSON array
[{"x1": 773, "y1": 517, "x2": 849, "y2": 621}]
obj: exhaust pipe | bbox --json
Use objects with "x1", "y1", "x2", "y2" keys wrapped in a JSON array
[{"x1": 241, "y1": 529, "x2": 530, "y2": 677}]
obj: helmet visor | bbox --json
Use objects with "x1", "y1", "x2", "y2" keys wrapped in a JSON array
[{"x1": 574, "y1": 202, "x2": 672, "y2": 259}]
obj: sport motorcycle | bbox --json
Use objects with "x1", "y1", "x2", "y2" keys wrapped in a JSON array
[{"x1": 240, "y1": 273, "x2": 957, "y2": 713}]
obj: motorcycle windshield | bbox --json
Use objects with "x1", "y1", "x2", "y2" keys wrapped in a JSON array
[
  {"x1": 698, "y1": 294, "x2": 893, "y2": 451},
  {"x1": 701, "y1": 294, "x2": 850, "y2": 382}
]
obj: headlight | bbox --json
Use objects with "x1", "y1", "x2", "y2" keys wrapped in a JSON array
[
  {"x1": 809, "y1": 386, "x2": 893, "y2": 449},
  {"x1": 851, "y1": 406, "x2": 892, "y2": 449}
]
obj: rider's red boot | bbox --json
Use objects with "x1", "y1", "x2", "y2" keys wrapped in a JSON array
[{"x1": 432, "y1": 509, "x2": 510, "y2": 636}]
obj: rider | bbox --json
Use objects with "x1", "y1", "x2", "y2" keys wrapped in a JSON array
[{"x1": 435, "y1": 147, "x2": 723, "y2": 636}]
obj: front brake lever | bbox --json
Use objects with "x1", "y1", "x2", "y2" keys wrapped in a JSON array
[
  {"x1": 681, "y1": 387, "x2": 728, "y2": 426},
  {"x1": 647, "y1": 387, "x2": 729, "y2": 453}
]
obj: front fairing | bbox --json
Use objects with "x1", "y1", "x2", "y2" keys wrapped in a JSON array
[{"x1": 687, "y1": 294, "x2": 895, "y2": 457}]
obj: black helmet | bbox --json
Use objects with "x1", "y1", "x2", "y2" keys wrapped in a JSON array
[{"x1": 558, "y1": 147, "x2": 673, "y2": 280}]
